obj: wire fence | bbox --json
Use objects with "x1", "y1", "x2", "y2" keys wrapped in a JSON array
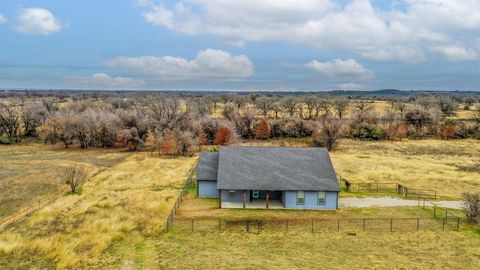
[
  {"x1": 0, "y1": 186, "x2": 70, "y2": 231},
  {"x1": 170, "y1": 216, "x2": 461, "y2": 234},
  {"x1": 165, "y1": 162, "x2": 198, "y2": 232},
  {"x1": 340, "y1": 178, "x2": 437, "y2": 199}
]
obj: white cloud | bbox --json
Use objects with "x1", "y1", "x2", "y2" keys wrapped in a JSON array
[
  {"x1": 16, "y1": 8, "x2": 63, "y2": 36},
  {"x1": 140, "y1": 0, "x2": 480, "y2": 62},
  {"x1": 336, "y1": 83, "x2": 364, "y2": 90},
  {"x1": 105, "y1": 49, "x2": 253, "y2": 80},
  {"x1": 431, "y1": 46, "x2": 479, "y2": 61},
  {"x1": 68, "y1": 73, "x2": 145, "y2": 89},
  {"x1": 0, "y1": 15, "x2": 7, "y2": 24},
  {"x1": 306, "y1": 59, "x2": 374, "y2": 80}
]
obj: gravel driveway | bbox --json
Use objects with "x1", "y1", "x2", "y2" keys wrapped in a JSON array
[{"x1": 339, "y1": 197, "x2": 463, "y2": 209}]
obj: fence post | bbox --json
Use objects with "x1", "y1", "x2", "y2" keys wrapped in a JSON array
[
  {"x1": 457, "y1": 218, "x2": 460, "y2": 231},
  {"x1": 337, "y1": 219, "x2": 340, "y2": 232},
  {"x1": 445, "y1": 210, "x2": 448, "y2": 222},
  {"x1": 442, "y1": 218, "x2": 445, "y2": 231},
  {"x1": 246, "y1": 220, "x2": 250, "y2": 233},
  {"x1": 416, "y1": 218, "x2": 420, "y2": 230},
  {"x1": 311, "y1": 219, "x2": 314, "y2": 233},
  {"x1": 433, "y1": 205, "x2": 436, "y2": 218},
  {"x1": 286, "y1": 220, "x2": 289, "y2": 233},
  {"x1": 390, "y1": 218, "x2": 393, "y2": 232},
  {"x1": 363, "y1": 219, "x2": 366, "y2": 231},
  {"x1": 219, "y1": 219, "x2": 221, "y2": 232},
  {"x1": 191, "y1": 218, "x2": 194, "y2": 233},
  {"x1": 423, "y1": 198, "x2": 425, "y2": 209}
]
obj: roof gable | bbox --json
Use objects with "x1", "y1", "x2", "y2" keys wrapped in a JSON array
[{"x1": 196, "y1": 152, "x2": 219, "y2": 181}]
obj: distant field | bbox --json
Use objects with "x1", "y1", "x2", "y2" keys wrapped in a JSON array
[
  {"x1": 0, "y1": 152, "x2": 196, "y2": 269},
  {"x1": 0, "y1": 143, "x2": 130, "y2": 219}
]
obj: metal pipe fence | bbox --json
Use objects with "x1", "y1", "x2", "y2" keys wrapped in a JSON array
[{"x1": 340, "y1": 178, "x2": 437, "y2": 199}]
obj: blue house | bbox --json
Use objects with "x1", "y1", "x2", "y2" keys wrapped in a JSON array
[{"x1": 197, "y1": 147, "x2": 340, "y2": 209}]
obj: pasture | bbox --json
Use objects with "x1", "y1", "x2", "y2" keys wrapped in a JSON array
[
  {"x1": 0, "y1": 143, "x2": 130, "y2": 219},
  {"x1": 0, "y1": 149, "x2": 196, "y2": 269},
  {"x1": 1, "y1": 138, "x2": 480, "y2": 269}
]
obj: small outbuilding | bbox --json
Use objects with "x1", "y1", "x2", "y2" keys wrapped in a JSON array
[{"x1": 197, "y1": 146, "x2": 340, "y2": 210}]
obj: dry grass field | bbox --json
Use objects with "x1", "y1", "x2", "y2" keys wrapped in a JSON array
[
  {"x1": 1, "y1": 138, "x2": 479, "y2": 269},
  {"x1": 331, "y1": 139, "x2": 480, "y2": 199},
  {"x1": 0, "y1": 150, "x2": 196, "y2": 269},
  {"x1": 241, "y1": 138, "x2": 480, "y2": 199},
  {"x1": 0, "y1": 143, "x2": 131, "y2": 219}
]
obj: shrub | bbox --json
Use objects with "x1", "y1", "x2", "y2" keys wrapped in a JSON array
[{"x1": 463, "y1": 192, "x2": 480, "y2": 224}]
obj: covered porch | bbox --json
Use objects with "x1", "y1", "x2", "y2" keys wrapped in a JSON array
[
  {"x1": 221, "y1": 199, "x2": 284, "y2": 209},
  {"x1": 220, "y1": 190, "x2": 285, "y2": 209}
]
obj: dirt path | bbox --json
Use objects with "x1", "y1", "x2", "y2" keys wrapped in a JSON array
[{"x1": 339, "y1": 197, "x2": 463, "y2": 209}]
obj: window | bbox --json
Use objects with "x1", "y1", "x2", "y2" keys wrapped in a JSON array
[
  {"x1": 296, "y1": 191, "x2": 305, "y2": 205},
  {"x1": 252, "y1": 190, "x2": 259, "y2": 199},
  {"x1": 317, "y1": 191, "x2": 326, "y2": 205},
  {"x1": 228, "y1": 190, "x2": 236, "y2": 200}
]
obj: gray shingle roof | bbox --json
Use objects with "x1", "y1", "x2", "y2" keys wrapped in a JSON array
[
  {"x1": 216, "y1": 147, "x2": 340, "y2": 191},
  {"x1": 196, "y1": 152, "x2": 219, "y2": 181}
]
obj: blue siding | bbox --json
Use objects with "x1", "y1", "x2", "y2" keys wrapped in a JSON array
[
  {"x1": 221, "y1": 189, "x2": 251, "y2": 203},
  {"x1": 284, "y1": 191, "x2": 338, "y2": 209},
  {"x1": 198, "y1": 181, "x2": 219, "y2": 197}
]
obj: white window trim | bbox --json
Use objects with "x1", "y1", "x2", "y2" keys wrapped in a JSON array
[
  {"x1": 228, "y1": 190, "x2": 236, "y2": 200},
  {"x1": 296, "y1": 191, "x2": 305, "y2": 205},
  {"x1": 317, "y1": 191, "x2": 326, "y2": 205}
]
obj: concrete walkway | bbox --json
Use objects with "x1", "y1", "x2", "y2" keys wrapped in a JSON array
[{"x1": 339, "y1": 197, "x2": 464, "y2": 209}]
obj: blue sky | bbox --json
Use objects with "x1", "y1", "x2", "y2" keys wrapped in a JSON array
[{"x1": 0, "y1": 0, "x2": 479, "y2": 91}]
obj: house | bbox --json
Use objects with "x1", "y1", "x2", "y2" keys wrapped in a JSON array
[{"x1": 197, "y1": 146, "x2": 340, "y2": 209}]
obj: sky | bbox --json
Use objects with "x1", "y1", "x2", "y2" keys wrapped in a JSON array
[{"x1": 0, "y1": 0, "x2": 479, "y2": 91}]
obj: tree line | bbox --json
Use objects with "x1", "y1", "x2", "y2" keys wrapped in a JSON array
[{"x1": 1, "y1": 92, "x2": 480, "y2": 153}]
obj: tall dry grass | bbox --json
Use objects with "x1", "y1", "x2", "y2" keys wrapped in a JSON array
[{"x1": 0, "y1": 153, "x2": 196, "y2": 269}]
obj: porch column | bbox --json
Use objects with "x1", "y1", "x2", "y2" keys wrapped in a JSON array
[
  {"x1": 219, "y1": 190, "x2": 221, "y2": 208},
  {"x1": 243, "y1": 191, "x2": 246, "y2": 209},
  {"x1": 266, "y1": 191, "x2": 270, "y2": 209}
]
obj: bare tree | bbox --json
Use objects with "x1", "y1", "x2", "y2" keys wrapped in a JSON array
[
  {"x1": 282, "y1": 97, "x2": 298, "y2": 117},
  {"x1": 316, "y1": 98, "x2": 332, "y2": 117},
  {"x1": 270, "y1": 101, "x2": 283, "y2": 119},
  {"x1": 0, "y1": 104, "x2": 22, "y2": 142},
  {"x1": 352, "y1": 100, "x2": 374, "y2": 113},
  {"x1": 146, "y1": 96, "x2": 180, "y2": 130},
  {"x1": 333, "y1": 98, "x2": 350, "y2": 119},
  {"x1": 313, "y1": 117, "x2": 342, "y2": 151},
  {"x1": 63, "y1": 165, "x2": 89, "y2": 193},
  {"x1": 394, "y1": 100, "x2": 408, "y2": 118},
  {"x1": 255, "y1": 97, "x2": 274, "y2": 118},
  {"x1": 304, "y1": 96, "x2": 318, "y2": 119}
]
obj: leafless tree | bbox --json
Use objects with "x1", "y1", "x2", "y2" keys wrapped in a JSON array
[
  {"x1": 333, "y1": 98, "x2": 350, "y2": 119},
  {"x1": 255, "y1": 97, "x2": 274, "y2": 118},
  {"x1": 316, "y1": 98, "x2": 332, "y2": 117},
  {"x1": 0, "y1": 104, "x2": 22, "y2": 142},
  {"x1": 304, "y1": 96, "x2": 318, "y2": 119},
  {"x1": 352, "y1": 100, "x2": 374, "y2": 113},
  {"x1": 146, "y1": 96, "x2": 180, "y2": 130},
  {"x1": 282, "y1": 97, "x2": 298, "y2": 117},
  {"x1": 313, "y1": 117, "x2": 342, "y2": 151},
  {"x1": 270, "y1": 101, "x2": 283, "y2": 119},
  {"x1": 63, "y1": 164, "x2": 89, "y2": 193},
  {"x1": 22, "y1": 103, "x2": 48, "y2": 137},
  {"x1": 394, "y1": 100, "x2": 408, "y2": 118}
]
